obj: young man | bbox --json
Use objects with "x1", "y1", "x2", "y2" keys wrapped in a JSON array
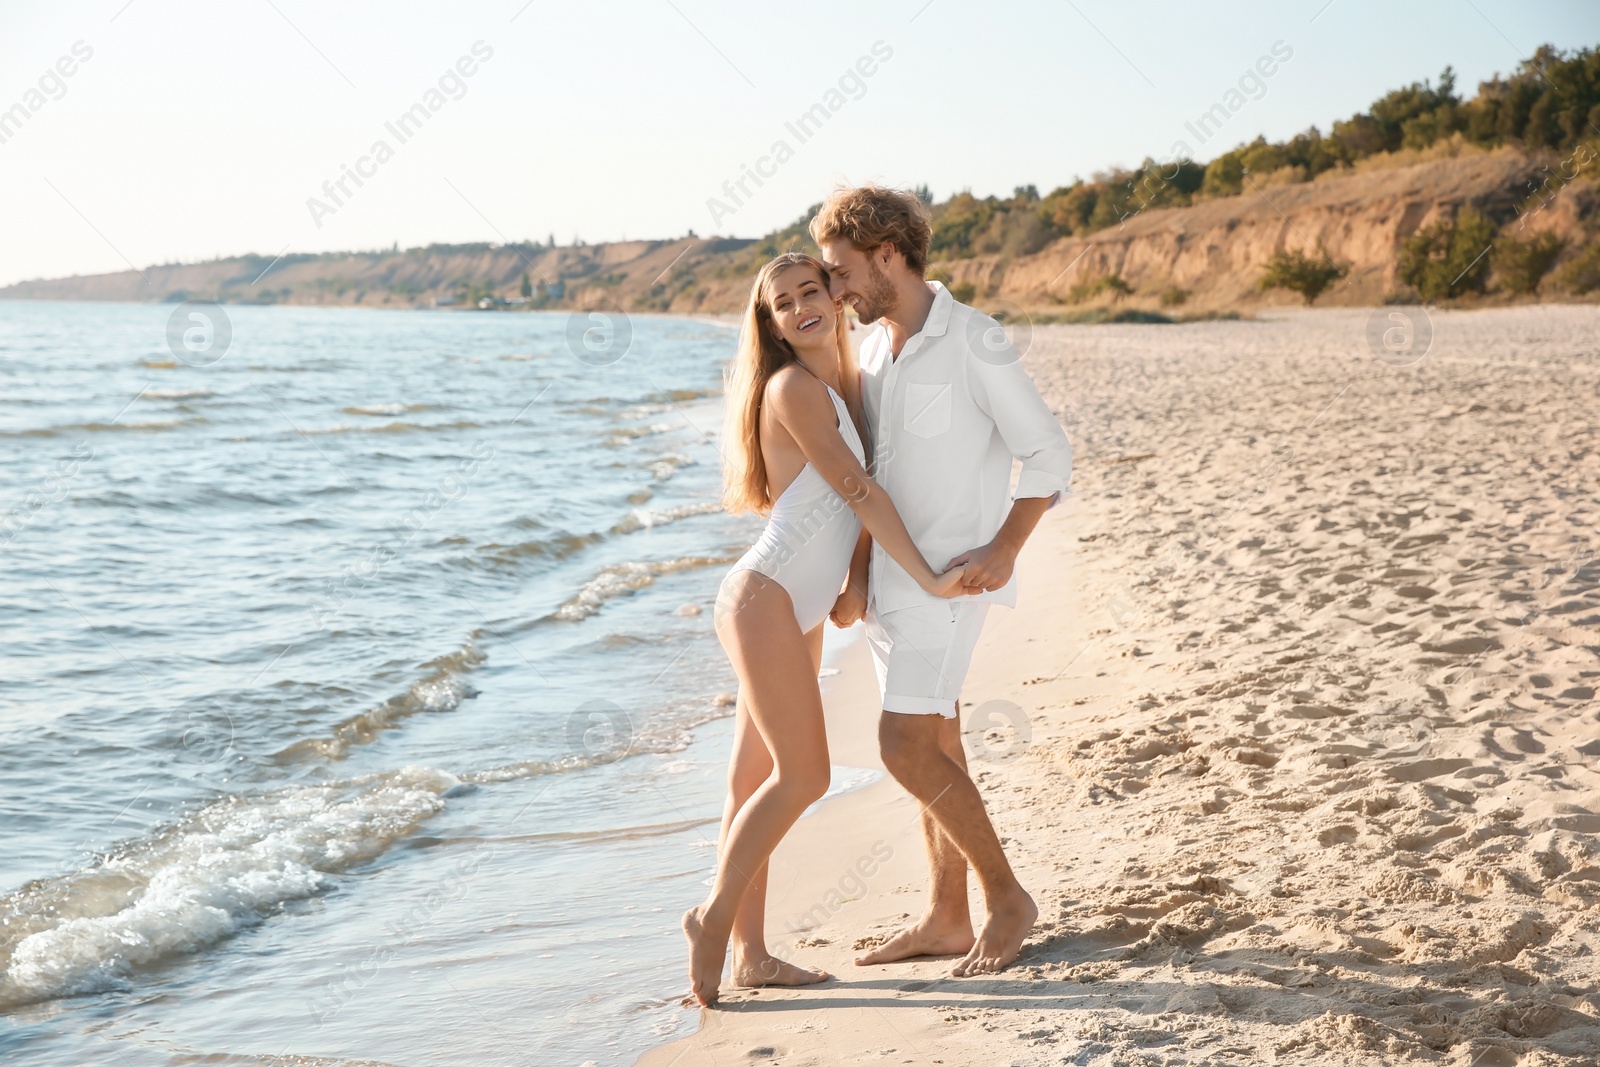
[{"x1": 813, "y1": 184, "x2": 1073, "y2": 977}]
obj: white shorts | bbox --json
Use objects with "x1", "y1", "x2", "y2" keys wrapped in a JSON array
[{"x1": 864, "y1": 600, "x2": 991, "y2": 717}]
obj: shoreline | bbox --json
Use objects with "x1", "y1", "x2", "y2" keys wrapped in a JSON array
[{"x1": 3, "y1": 294, "x2": 1597, "y2": 324}]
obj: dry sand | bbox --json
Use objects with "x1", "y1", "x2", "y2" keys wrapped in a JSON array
[{"x1": 641, "y1": 306, "x2": 1600, "y2": 1067}]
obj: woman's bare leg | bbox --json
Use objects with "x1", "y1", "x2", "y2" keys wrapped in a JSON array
[
  {"x1": 724, "y1": 623, "x2": 829, "y2": 987},
  {"x1": 685, "y1": 575, "x2": 831, "y2": 1005}
]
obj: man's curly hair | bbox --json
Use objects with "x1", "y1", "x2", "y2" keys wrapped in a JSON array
[{"x1": 809, "y1": 184, "x2": 932, "y2": 277}]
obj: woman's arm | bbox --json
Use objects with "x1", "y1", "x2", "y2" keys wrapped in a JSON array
[
  {"x1": 768, "y1": 371, "x2": 964, "y2": 598},
  {"x1": 830, "y1": 527, "x2": 872, "y2": 627}
]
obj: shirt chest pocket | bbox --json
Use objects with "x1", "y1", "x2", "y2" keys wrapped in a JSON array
[{"x1": 903, "y1": 381, "x2": 951, "y2": 439}]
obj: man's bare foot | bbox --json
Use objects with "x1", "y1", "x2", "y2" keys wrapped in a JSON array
[
  {"x1": 854, "y1": 916, "x2": 975, "y2": 966},
  {"x1": 729, "y1": 952, "x2": 830, "y2": 988},
  {"x1": 682, "y1": 906, "x2": 726, "y2": 1006},
  {"x1": 951, "y1": 891, "x2": 1036, "y2": 977}
]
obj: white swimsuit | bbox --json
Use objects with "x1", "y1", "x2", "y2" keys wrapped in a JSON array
[{"x1": 722, "y1": 380, "x2": 866, "y2": 633}]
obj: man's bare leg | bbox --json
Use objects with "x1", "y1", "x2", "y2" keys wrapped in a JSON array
[
  {"x1": 725, "y1": 627, "x2": 829, "y2": 988},
  {"x1": 855, "y1": 710, "x2": 974, "y2": 964},
  {"x1": 873, "y1": 711, "x2": 1035, "y2": 977}
]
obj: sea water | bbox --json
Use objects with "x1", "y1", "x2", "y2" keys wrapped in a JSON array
[{"x1": 0, "y1": 300, "x2": 780, "y2": 1065}]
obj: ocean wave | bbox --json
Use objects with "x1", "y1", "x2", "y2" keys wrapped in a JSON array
[
  {"x1": 0, "y1": 765, "x2": 458, "y2": 1007},
  {"x1": 616, "y1": 403, "x2": 673, "y2": 420},
  {"x1": 301, "y1": 418, "x2": 483, "y2": 436},
  {"x1": 274, "y1": 642, "x2": 485, "y2": 763},
  {"x1": 616, "y1": 389, "x2": 719, "y2": 421},
  {"x1": 609, "y1": 501, "x2": 723, "y2": 535},
  {"x1": 566, "y1": 387, "x2": 716, "y2": 412},
  {"x1": 470, "y1": 501, "x2": 720, "y2": 569},
  {"x1": 342, "y1": 403, "x2": 443, "y2": 417},
  {"x1": 604, "y1": 421, "x2": 680, "y2": 446},
  {"x1": 463, "y1": 692, "x2": 737, "y2": 783},
  {"x1": 144, "y1": 388, "x2": 215, "y2": 400},
  {"x1": 648, "y1": 452, "x2": 694, "y2": 481},
  {"x1": 475, "y1": 530, "x2": 605, "y2": 567},
  {"x1": 552, "y1": 554, "x2": 737, "y2": 622},
  {"x1": 472, "y1": 816, "x2": 719, "y2": 845},
  {"x1": 6, "y1": 417, "x2": 205, "y2": 438}
]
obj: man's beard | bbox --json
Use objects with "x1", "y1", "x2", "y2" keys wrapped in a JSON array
[{"x1": 851, "y1": 259, "x2": 898, "y2": 325}]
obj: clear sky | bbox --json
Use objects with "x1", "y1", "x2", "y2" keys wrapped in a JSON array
[{"x1": 1, "y1": 0, "x2": 1595, "y2": 286}]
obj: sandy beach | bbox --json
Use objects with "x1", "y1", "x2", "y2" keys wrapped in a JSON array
[{"x1": 642, "y1": 306, "x2": 1600, "y2": 1067}]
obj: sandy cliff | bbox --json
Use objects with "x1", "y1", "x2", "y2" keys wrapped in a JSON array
[{"x1": 946, "y1": 148, "x2": 1593, "y2": 314}]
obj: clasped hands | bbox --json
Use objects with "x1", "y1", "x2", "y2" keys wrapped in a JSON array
[{"x1": 828, "y1": 537, "x2": 1017, "y2": 627}]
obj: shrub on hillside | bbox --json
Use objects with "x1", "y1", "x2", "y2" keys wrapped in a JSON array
[
  {"x1": 1257, "y1": 248, "x2": 1348, "y2": 305},
  {"x1": 1493, "y1": 233, "x2": 1566, "y2": 294},
  {"x1": 1558, "y1": 242, "x2": 1600, "y2": 293},
  {"x1": 1066, "y1": 274, "x2": 1133, "y2": 304},
  {"x1": 1398, "y1": 206, "x2": 1495, "y2": 299}
]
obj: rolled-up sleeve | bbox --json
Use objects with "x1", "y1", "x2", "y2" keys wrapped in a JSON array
[{"x1": 968, "y1": 332, "x2": 1074, "y2": 506}]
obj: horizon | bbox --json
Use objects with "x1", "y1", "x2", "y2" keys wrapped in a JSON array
[{"x1": 2, "y1": 1, "x2": 1596, "y2": 288}]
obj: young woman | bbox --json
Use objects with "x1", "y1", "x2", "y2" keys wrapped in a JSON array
[{"x1": 683, "y1": 252, "x2": 966, "y2": 1006}]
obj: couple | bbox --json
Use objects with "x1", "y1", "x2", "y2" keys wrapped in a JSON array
[{"x1": 683, "y1": 184, "x2": 1073, "y2": 1007}]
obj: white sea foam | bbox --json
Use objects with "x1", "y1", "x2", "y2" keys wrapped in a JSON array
[
  {"x1": 611, "y1": 500, "x2": 722, "y2": 535},
  {"x1": 344, "y1": 403, "x2": 410, "y2": 416},
  {"x1": 604, "y1": 421, "x2": 678, "y2": 445},
  {"x1": 144, "y1": 388, "x2": 215, "y2": 400},
  {"x1": 552, "y1": 555, "x2": 734, "y2": 621},
  {"x1": 648, "y1": 452, "x2": 695, "y2": 481},
  {"x1": 275, "y1": 643, "x2": 483, "y2": 763},
  {"x1": 0, "y1": 766, "x2": 457, "y2": 1005}
]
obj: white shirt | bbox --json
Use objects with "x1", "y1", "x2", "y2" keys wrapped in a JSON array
[{"x1": 861, "y1": 281, "x2": 1073, "y2": 615}]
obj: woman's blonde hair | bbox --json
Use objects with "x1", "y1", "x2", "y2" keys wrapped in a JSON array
[{"x1": 721, "y1": 252, "x2": 860, "y2": 515}]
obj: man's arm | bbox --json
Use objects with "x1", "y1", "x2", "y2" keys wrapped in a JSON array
[
  {"x1": 948, "y1": 319, "x2": 1073, "y2": 593},
  {"x1": 947, "y1": 495, "x2": 1051, "y2": 594}
]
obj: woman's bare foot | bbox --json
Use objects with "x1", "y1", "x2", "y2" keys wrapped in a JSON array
[
  {"x1": 729, "y1": 952, "x2": 830, "y2": 988},
  {"x1": 951, "y1": 891, "x2": 1037, "y2": 977},
  {"x1": 854, "y1": 915, "x2": 975, "y2": 966},
  {"x1": 682, "y1": 906, "x2": 727, "y2": 1006}
]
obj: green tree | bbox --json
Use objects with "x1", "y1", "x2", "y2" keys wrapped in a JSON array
[
  {"x1": 1493, "y1": 232, "x2": 1565, "y2": 294},
  {"x1": 520, "y1": 272, "x2": 532, "y2": 299},
  {"x1": 1398, "y1": 206, "x2": 1495, "y2": 299},
  {"x1": 1257, "y1": 248, "x2": 1348, "y2": 305},
  {"x1": 1200, "y1": 152, "x2": 1245, "y2": 197},
  {"x1": 929, "y1": 191, "x2": 992, "y2": 256},
  {"x1": 1041, "y1": 182, "x2": 1098, "y2": 235}
]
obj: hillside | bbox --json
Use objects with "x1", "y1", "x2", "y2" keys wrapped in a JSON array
[
  {"x1": 4, "y1": 145, "x2": 1594, "y2": 318},
  {"x1": 0, "y1": 237, "x2": 763, "y2": 314},
  {"x1": 5, "y1": 43, "x2": 1598, "y2": 317},
  {"x1": 942, "y1": 145, "x2": 1598, "y2": 315}
]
